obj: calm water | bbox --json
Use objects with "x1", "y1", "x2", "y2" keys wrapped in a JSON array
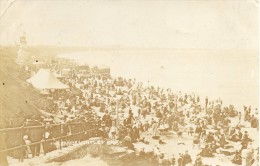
[{"x1": 58, "y1": 49, "x2": 258, "y2": 111}]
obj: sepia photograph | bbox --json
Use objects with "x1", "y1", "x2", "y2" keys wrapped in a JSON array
[{"x1": 0, "y1": 0, "x2": 259, "y2": 166}]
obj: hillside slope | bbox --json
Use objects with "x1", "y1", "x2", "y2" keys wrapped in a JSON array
[{"x1": 0, "y1": 47, "x2": 48, "y2": 120}]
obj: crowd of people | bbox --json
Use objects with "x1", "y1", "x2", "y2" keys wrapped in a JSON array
[{"x1": 0, "y1": 56, "x2": 259, "y2": 166}]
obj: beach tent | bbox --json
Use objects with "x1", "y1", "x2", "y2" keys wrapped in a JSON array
[
  {"x1": 27, "y1": 68, "x2": 69, "y2": 89},
  {"x1": 53, "y1": 71, "x2": 65, "y2": 78},
  {"x1": 61, "y1": 68, "x2": 71, "y2": 76},
  {"x1": 97, "y1": 65, "x2": 110, "y2": 74},
  {"x1": 77, "y1": 64, "x2": 90, "y2": 70}
]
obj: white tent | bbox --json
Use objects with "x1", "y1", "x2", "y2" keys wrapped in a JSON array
[
  {"x1": 27, "y1": 68, "x2": 69, "y2": 89},
  {"x1": 97, "y1": 64, "x2": 110, "y2": 70}
]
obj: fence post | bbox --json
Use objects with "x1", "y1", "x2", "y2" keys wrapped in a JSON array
[
  {"x1": 1, "y1": 129, "x2": 8, "y2": 165},
  {"x1": 0, "y1": 120, "x2": 99, "y2": 163},
  {"x1": 59, "y1": 123, "x2": 62, "y2": 150},
  {"x1": 20, "y1": 125, "x2": 24, "y2": 162},
  {"x1": 44, "y1": 123, "x2": 47, "y2": 156}
]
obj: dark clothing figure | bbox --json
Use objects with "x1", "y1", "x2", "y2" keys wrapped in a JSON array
[
  {"x1": 122, "y1": 135, "x2": 134, "y2": 150},
  {"x1": 156, "y1": 110, "x2": 163, "y2": 119},
  {"x1": 200, "y1": 145, "x2": 214, "y2": 157},
  {"x1": 20, "y1": 138, "x2": 27, "y2": 160},
  {"x1": 42, "y1": 128, "x2": 53, "y2": 155},
  {"x1": 142, "y1": 109, "x2": 148, "y2": 118},
  {"x1": 251, "y1": 117, "x2": 258, "y2": 128},
  {"x1": 126, "y1": 115, "x2": 134, "y2": 125},
  {"x1": 105, "y1": 116, "x2": 112, "y2": 128},
  {"x1": 205, "y1": 133, "x2": 215, "y2": 143},
  {"x1": 205, "y1": 97, "x2": 208, "y2": 112},
  {"x1": 232, "y1": 151, "x2": 242, "y2": 165},
  {"x1": 182, "y1": 153, "x2": 192, "y2": 166},
  {"x1": 171, "y1": 157, "x2": 176, "y2": 166},
  {"x1": 26, "y1": 120, "x2": 44, "y2": 157},
  {"x1": 238, "y1": 131, "x2": 243, "y2": 140},
  {"x1": 178, "y1": 156, "x2": 183, "y2": 166},
  {"x1": 194, "y1": 156, "x2": 203, "y2": 166},
  {"x1": 219, "y1": 134, "x2": 228, "y2": 148},
  {"x1": 231, "y1": 133, "x2": 241, "y2": 142},
  {"x1": 241, "y1": 132, "x2": 252, "y2": 149},
  {"x1": 132, "y1": 127, "x2": 140, "y2": 142},
  {"x1": 195, "y1": 126, "x2": 202, "y2": 136},
  {"x1": 173, "y1": 121, "x2": 179, "y2": 132}
]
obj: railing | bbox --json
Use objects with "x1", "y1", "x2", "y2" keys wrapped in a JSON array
[{"x1": 0, "y1": 121, "x2": 99, "y2": 162}]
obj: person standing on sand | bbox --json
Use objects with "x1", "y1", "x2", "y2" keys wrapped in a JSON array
[
  {"x1": 205, "y1": 96, "x2": 208, "y2": 113},
  {"x1": 178, "y1": 153, "x2": 183, "y2": 166},
  {"x1": 171, "y1": 154, "x2": 176, "y2": 166},
  {"x1": 158, "y1": 154, "x2": 163, "y2": 166},
  {"x1": 238, "y1": 112, "x2": 242, "y2": 125},
  {"x1": 194, "y1": 154, "x2": 203, "y2": 166},
  {"x1": 182, "y1": 150, "x2": 192, "y2": 166},
  {"x1": 244, "y1": 106, "x2": 248, "y2": 121},
  {"x1": 109, "y1": 122, "x2": 117, "y2": 141},
  {"x1": 26, "y1": 116, "x2": 43, "y2": 157},
  {"x1": 152, "y1": 120, "x2": 159, "y2": 138}
]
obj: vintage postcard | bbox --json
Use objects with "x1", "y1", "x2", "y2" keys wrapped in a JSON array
[{"x1": 0, "y1": 0, "x2": 258, "y2": 166}]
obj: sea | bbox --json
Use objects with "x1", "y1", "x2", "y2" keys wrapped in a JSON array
[{"x1": 58, "y1": 49, "x2": 259, "y2": 111}]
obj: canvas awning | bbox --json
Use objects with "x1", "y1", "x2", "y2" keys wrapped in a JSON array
[{"x1": 27, "y1": 68, "x2": 69, "y2": 89}]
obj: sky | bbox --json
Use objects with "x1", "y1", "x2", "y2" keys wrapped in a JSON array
[{"x1": 0, "y1": 0, "x2": 258, "y2": 49}]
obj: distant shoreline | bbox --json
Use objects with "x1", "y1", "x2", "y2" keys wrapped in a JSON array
[
  {"x1": 1, "y1": 45, "x2": 257, "y2": 111},
  {"x1": 56, "y1": 50, "x2": 258, "y2": 111}
]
